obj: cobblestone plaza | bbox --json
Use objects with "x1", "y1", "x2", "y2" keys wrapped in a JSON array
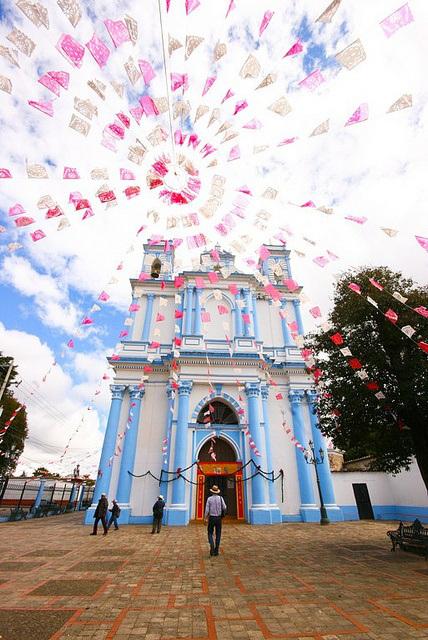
[{"x1": 0, "y1": 514, "x2": 427, "y2": 639}]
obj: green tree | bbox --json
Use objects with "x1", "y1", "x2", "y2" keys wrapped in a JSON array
[
  {"x1": 306, "y1": 266, "x2": 428, "y2": 492},
  {"x1": 0, "y1": 392, "x2": 28, "y2": 476},
  {"x1": 33, "y1": 466, "x2": 50, "y2": 477}
]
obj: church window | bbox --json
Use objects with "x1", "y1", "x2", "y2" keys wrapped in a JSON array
[{"x1": 196, "y1": 400, "x2": 238, "y2": 425}]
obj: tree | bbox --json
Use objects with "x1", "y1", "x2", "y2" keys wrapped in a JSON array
[
  {"x1": 0, "y1": 353, "x2": 18, "y2": 398},
  {"x1": 0, "y1": 392, "x2": 28, "y2": 477},
  {"x1": 305, "y1": 266, "x2": 428, "y2": 492},
  {"x1": 33, "y1": 467, "x2": 51, "y2": 478}
]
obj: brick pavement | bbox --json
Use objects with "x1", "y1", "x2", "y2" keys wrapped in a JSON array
[{"x1": 0, "y1": 513, "x2": 427, "y2": 640}]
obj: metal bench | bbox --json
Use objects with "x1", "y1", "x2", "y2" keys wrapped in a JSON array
[
  {"x1": 9, "y1": 507, "x2": 28, "y2": 521},
  {"x1": 387, "y1": 519, "x2": 428, "y2": 559}
]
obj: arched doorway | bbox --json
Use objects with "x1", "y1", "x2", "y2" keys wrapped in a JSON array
[{"x1": 195, "y1": 400, "x2": 244, "y2": 520}]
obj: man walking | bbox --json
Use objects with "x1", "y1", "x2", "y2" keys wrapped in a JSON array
[
  {"x1": 204, "y1": 485, "x2": 226, "y2": 556},
  {"x1": 107, "y1": 499, "x2": 121, "y2": 531},
  {"x1": 151, "y1": 495, "x2": 165, "y2": 534},
  {"x1": 90, "y1": 493, "x2": 108, "y2": 536}
]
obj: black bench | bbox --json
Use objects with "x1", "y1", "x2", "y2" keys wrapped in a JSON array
[
  {"x1": 9, "y1": 507, "x2": 28, "y2": 521},
  {"x1": 32, "y1": 503, "x2": 52, "y2": 518},
  {"x1": 387, "y1": 519, "x2": 428, "y2": 559}
]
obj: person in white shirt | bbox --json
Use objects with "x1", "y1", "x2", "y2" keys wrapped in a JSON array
[{"x1": 204, "y1": 485, "x2": 227, "y2": 556}]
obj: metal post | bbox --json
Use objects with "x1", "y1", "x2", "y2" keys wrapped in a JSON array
[
  {"x1": 49, "y1": 483, "x2": 56, "y2": 507},
  {"x1": 60, "y1": 484, "x2": 67, "y2": 510},
  {"x1": 305, "y1": 441, "x2": 330, "y2": 526},
  {"x1": 17, "y1": 481, "x2": 27, "y2": 509},
  {"x1": 0, "y1": 361, "x2": 14, "y2": 403},
  {"x1": 0, "y1": 477, "x2": 9, "y2": 506}
]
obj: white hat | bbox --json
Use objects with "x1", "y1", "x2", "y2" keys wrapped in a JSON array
[{"x1": 158, "y1": 495, "x2": 164, "y2": 500}]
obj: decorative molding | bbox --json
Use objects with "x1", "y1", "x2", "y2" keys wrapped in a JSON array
[
  {"x1": 178, "y1": 379, "x2": 193, "y2": 396},
  {"x1": 289, "y1": 388, "x2": 305, "y2": 404},
  {"x1": 129, "y1": 386, "x2": 145, "y2": 400},
  {"x1": 110, "y1": 384, "x2": 126, "y2": 400},
  {"x1": 245, "y1": 381, "x2": 261, "y2": 397}
]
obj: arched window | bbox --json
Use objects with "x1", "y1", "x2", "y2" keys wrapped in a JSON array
[
  {"x1": 196, "y1": 400, "x2": 238, "y2": 425},
  {"x1": 150, "y1": 257, "x2": 162, "y2": 278}
]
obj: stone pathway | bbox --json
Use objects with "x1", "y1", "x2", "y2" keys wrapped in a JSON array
[{"x1": 0, "y1": 513, "x2": 427, "y2": 639}]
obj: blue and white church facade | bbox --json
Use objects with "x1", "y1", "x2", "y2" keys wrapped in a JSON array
[{"x1": 86, "y1": 241, "x2": 343, "y2": 526}]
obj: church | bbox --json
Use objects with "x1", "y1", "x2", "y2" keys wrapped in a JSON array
[{"x1": 85, "y1": 240, "x2": 343, "y2": 526}]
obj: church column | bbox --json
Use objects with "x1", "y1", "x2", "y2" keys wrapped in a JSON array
[
  {"x1": 261, "y1": 384, "x2": 281, "y2": 523},
  {"x1": 280, "y1": 300, "x2": 292, "y2": 346},
  {"x1": 235, "y1": 296, "x2": 243, "y2": 337},
  {"x1": 307, "y1": 390, "x2": 343, "y2": 520},
  {"x1": 85, "y1": 385, "x2": 126, "y2": 523},
  {"x1": 141, "y1": 293, "x2": 155, "y2": 342},
  {"x1": 288, "y1": 389, "x2": 318, "y2": 522},
  {"x1": 292, "y1": 299, "x2": 304, "y2": 335},
  {"x1": 127, "y1": 295, "x2": 138, "y2": 341},
  {"x1": 193, "y1": 287, "x2": 202, "y2": 335},
  {"x1": 116, "y1": 386, "x2": 145, "y2": 523},
  {"x1": 184, "y1": 286, "x2": 194, "y2": 335},
  {"x1": 251, "y1": 292, "x2": 261, "y2": 341},
  {"x1": 78, "y1": 485, "x2": 85, "y2": 510},
  {"x1": 159, "y1": 383, "x2": 175, "y2": 502},
  {"x1": 242, "y1": 288, "x2": 252, "y2": 337},
  {"x1": 245, "y1": 382, "x2": 270, "y2": 524},
  {"x1": 169, "y1": 380, "x2": 193, "y2": 525}
]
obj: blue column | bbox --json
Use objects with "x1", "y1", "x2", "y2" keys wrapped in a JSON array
[
  {"x1": 251, "y1": 292, "x2": 261, "y2": 341},
  {"x1": 245, "y1": 382, "x2": 270, "y2": 524},
  {"x1": 33, "y1": 479, "x2": 45, "y2": 513},
  {"x1": 69, "y1": 483, "x2": 77, "y2": 509},
  {"x1": 235, "y1": 297, "x2": 243, "y2": 337},
  {"x1": 91, "y1": 385, "x2": 126, "y2": 505},
  {"x1": 78, "y1": 485, "x2": 85, "y2": 510},
  {"x1": 292, "y1": 299, "x2": 304, "y2": 335},
  {"x1": 176, "y1": 291, "x2": 184, "y2": 338},
  {"x1": 242, "y1": 288, "x2": 252, "y2": 337},
  {"x1": 193, "y1": 287, "x2": 202, "y2": 335},
  {"x1": 142, "y1": 293, "x2": 155, "y2": 342},
  {"x1": 289, "y1": 389, "x2": 317, "y2": 522},
  {"x1": 169, "y1": 380, "x2": 192, "y2": 525},
  {"x1": 116, "y1": 386, "x2": 145, "y2": 521},
  {"x1": 184, "y1": 286, "x2": 194, "y2": 335},
  {"x1": 307, "y1": 390, "x2": 343, "y2": 520},
  {"x1": 160, "y1": 383, "x2": 175, "y2": 502},
  {"x1": 280, "y1": 300, "x2": 292, "y2": 346},
  {"x1": 261, "y1": 385, "x2": 281, "y2": 523}
]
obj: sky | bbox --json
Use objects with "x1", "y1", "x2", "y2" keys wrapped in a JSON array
[{"x1": 0, "y1": 0, "x2": 427, "y2": 477}]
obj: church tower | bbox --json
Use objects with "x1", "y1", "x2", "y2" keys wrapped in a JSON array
[{"x1": 85, "y1": 242, "x2": 341, "y2": 526}]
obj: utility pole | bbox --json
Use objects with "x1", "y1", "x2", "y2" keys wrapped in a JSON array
[{"x1": 0, "y1": 360, "x2": 14, "y2": 404}]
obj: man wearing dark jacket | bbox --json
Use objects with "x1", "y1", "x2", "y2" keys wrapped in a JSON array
[
  {"x1": 107, "y1": 499, "x2": 121, "y2": 531},
  {"x1": 90, "y1": 493, "x2": 108, "y2": 536},
  {"x1": 152, "y1": 495, "x2": 165, "y2": 533}
]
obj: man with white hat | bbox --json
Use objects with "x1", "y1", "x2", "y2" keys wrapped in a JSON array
[
  {"x1": 204, "y1": 485, "x2": 227, "y2": 556},
  {"x1": 151, "y1": 495, "x2": 166, "y2": 533}
]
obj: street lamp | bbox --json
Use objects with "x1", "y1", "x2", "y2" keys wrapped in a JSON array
[{"x1": 304, "y1": 440, "x2": 330, "y2": 525}]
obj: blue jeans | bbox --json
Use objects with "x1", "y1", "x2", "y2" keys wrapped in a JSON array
[
  {"x1": 207, "y1": 516, "x2": 222, "y2": 553},
  {"x1": 108, "y1": 514, "x2": 119, "y2": 530}
]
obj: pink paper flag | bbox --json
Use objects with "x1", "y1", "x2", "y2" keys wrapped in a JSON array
[
  {"x1": 229, "y1": 284, "x2": 239, "y2": 295},
  {"x1": 47, "y1": 71, "x2": 69, "y2": 89},
  {"x1": 345, "y1": 103, "x2": 369, "y2": 126},
  {"x1": 385, "y1": 308, "x2": 398, "y2": 323},
  {"x1": 166, "y1": 0, "x2": 171, "y2": 10},
  {"x1": 119, "y1": 330, "x2": 128, "y2": 338},
  {"x1": 28, "y1": 100, "x2": 54, "y2": 117},
  {"x1": 259, "y1": 245, "x2": 271, "y2": 260},
  {"x1": 201, "y1": 311, "x2": 211, "y2": 323},
  {"x1": 226, "y1": 0, "x2": 235, "y2": 18},
  {"x1": 259, "y1": 10, "x2": 274, "y2": 37},
  {"x1": 185, "y1": 0, "x2": 200, "y2": 14},
  {"x1": 233, "y1": 100, "x2": 248, "y2": 115},
  {"x1": 415, "y1": 235, "x2": 428, "y2": 253},
  {"x1": 57, "y1": 34, "x2": 85, "y2": 68},
  {"x1": 98, "y1": 291, "x2": 110, "y2": 302},
  {"x1": 211, "y1": 249, "x2": 220, "y2": 262},
  {"x1": 0, "y1": 169, "x2": 12, "y2": 178},
  {"x1": 9, "y1": 203, "x2": 25, "y2": 216},
  {"x1": 202, "y1": 76, "x2": 216, "y2": 96},
  {"x1": 380, "y1": 3, "x2": 414, "y2": 38},
  {"x1": 81, "y1": 317, "x2": 93, "y2": 325},
  {"x1": 284, "y1": 39, "x2": 303, "y2": 57},
  {"x1": 63, "y1": 167, "x2": 79, "y2": 179},
  {"x1": 104, "y1": 19, "x2": 130, "y2": 48},
  {"x1": 171, "y1": 73, "x2": 188, "y2": 92},
  {"x1": 369, "y1": 278, "x2": 383, "y2": 290},
  {"x1": 38, "y1": 73, "x2": 61, "y2": 96},
  {"x1": 344, "y1": 215, "x2": 367, "y2": 224},
  {"x1": 86, "y1": 32, "x2": 110, "y2": 67},
  {"x1": 300, "y1": 200, "x2": 316, "y2": 208},
  {"x1": 130, "y1": 105, "x2": 144, "y2": 124},
  {"x1": 284, "y1": 278, "x2": 299, "y2": 291},
  {"x1": 129, "y1": 303, "x2": 140, "y2": 312},
  {"x1": 228, "y1": 145, "x2": 240, "y2": 161},
  {"x1": 117, "y1": 112, "x2": 131, "y2": 128},
  {"x1": 195, "y1": 276, "x2": 205, "y2": 289},
  {"x1": 120, "y1": 168, "x2": 136, "y2": 180},
  {"x1": 30, "y1": 229, "x2": 46, "y2": 242},
  {"x1": 313, "y1": 256, "x2": 329, "y2": 267},
  {"x1": 207, "y1": 272, "x2": 219, "y2": 284},
  {"x1": 222, "y1": 89, "x2": 234, "y2": 103},
  {"x1": 309, "y1": 306, "x2": 322, "y2": 318},
  {"x1": 348, "y1": 283, "x2": 361, "y2": 294},
  {"x1": 156, "y1": 313, "x2": 165, "y2": 322},
  {"x1": 150, "y1": 341, "x2": 161, "y2": 348},
  {"x1": 139, "y1": 95, "x2": 159, "y2": 116},
  {"x1": 243, "y1": 119, "x2": 262, "y2": 129},
  {"x1": 299, "y1": 69, "x2": 325, "y2": 91},
  {"x1": 218, "y1": 305, "x2": 228, "y2": 315},
  {"x1": 139, "y1": 60, "x2": 156, "y2": 85},
  {"x1": 46, "y1": 206, "x2": 63, "y2": 218},
  {"x1": 414, "y1": 306, "x2": 428, "y2": 318},
  {"x1": 15, "y1": 216, "x2": 35, "y2": 227},
  {"x1": 67, "y1": 339, "x2": 74, "y2": 348},
  {"x1": 264, "y1": 283, "x2": 281, "y2": 300}
]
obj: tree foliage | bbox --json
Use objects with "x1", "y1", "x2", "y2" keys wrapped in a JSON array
[
  {"x1": 305, "y1": 266, "x2": 428, "y2": 491},
  {"x1": 0, "y1": 392, "x2": 28, "y2": 477}
]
